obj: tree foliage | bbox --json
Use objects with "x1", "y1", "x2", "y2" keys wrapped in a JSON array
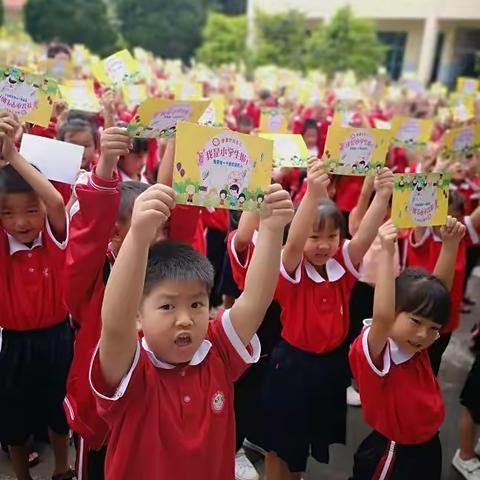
[
  {"x1": 254, "y1": 10, "x2": 308, "y2": 70},
  {"x1": 196, "y1": 12, "x2": 246, "y2": 66},
  {"x1": 25, "y1": 0, "x2": 118, "y2": 56},
  {"x1": 306, "y1": 6, "x2": 385, "y2": 79},
  {"x1": 209, "y1": 0, "x2": 247, "y2": 15},
  {"x1": 115, "y1": 0, "x2": 207, "y2": 62}
]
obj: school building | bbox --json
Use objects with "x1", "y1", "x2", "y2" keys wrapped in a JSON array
[{"x1": 249, "y1": 0, "x2": 480, "y2": 86}]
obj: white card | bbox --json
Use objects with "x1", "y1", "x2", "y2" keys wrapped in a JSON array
[{"x1": 19, "y1": 134, "x2": 84, "y2": 185}]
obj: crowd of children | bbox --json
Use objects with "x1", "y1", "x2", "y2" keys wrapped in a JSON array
[{"x1": 0, "y1": 40, "x2": 480, "y2": 480}]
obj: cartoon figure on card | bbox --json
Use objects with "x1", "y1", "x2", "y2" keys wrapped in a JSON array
[
  {"x1": 228, "y1": 184, "x2": 240, "y2": 207},
  {"x1": 219, "y1": 189, "x2": 227, "y2": 206},
  {"x1": 407, "y1": 176, "x2": 437, "y2": 225},
  {"x1": 0, "y1": 69, "x2": 40, "y2": 116},
  {"x1": 453, "y1": 127, "x2": 474, "y2": 155},
  {"x1": 186, "y1": 184, "x2": 196, "y2": 203},
  {"x1": 238, "y1": 192, "x2": 246, "y2": 209},
  {"x1": 339, "y1": 131, "x2": 376, "y2": 174},
  {"x1": 396, "y1": 119, "x2": 421, "y2": 147}
]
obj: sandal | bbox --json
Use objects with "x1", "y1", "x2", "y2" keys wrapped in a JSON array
[{"x1": 52, "y1": 468, "x2": 77, "y2": 480}]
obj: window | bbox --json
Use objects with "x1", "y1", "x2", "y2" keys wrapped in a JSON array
[{"x1": 377, "y1": 31, "x2": 407, "y2": 80}]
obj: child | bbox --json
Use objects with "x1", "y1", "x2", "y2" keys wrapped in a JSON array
[
  {"x1": 406, "y1": 191, "x2": 480, "y2": 374},
  {"x1": 117, "y1": 137, "x2": 150, "y2": 184},
  {"x1": 89, "y1": 183, "x2": 294, "y2": 479},
  {"x1": 0, "y1": 111, "x2": 75, "y2": 480},
  {"x1": 452, "y1": 338, "x2": 480, "y2": 479},
  {"x1": 263, "y1": 159, "x2": 394, "y2": 479},
  {"x1": 349, "y1": 217, "x2": 466, "y2": 479}
]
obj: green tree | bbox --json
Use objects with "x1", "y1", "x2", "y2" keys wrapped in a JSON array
[
  {"x1": 115, "y1": 0, "x2": 207, "y2": 62},
  {"x1": 254, "y1": 10, "x2": 308, "y2": 71},
  {"x1": 307, "y1": 6, "x2": 385, "y2": 79},
  {"x1": 0, "y1": 1, "x2": 3, "y2": 28},
  {"x1": 196, "y1": 12, "x2": 246, "y2": 66},
  {"x1": 25, "y1": 0, "x2": 118, "y2": 56}
]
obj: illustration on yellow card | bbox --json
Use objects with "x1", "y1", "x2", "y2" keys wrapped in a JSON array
[
  {"x1": 174, "y1": 82, "x2": 203, "y2": 100},
  {"x1": 456, "y1": 77, "x2": 479, "y2": 95},
  {"x1": 259, "y1": 108, "x2": 288, "y2": 133},
  {"x1": 128, "y1": 98, "x2": 210, "y2": 138},
  {"x1": 59, "y1": 80, "x2": 100, "y2": 113},
  {"x1": 323, "y1": 126, "x2": 392, "y2": 176},
  {"x1": 0, "y1": 67, "x2": 57, "y2": 127},
  {"x1": 198, "y1": 95, "x2": 225, "y2": 127},
  {"x1": 46, "y1": 58, "x2": 73, "y2": 81},
  {"x1": 392, "y1": 173, "x2": 450, "y2": 228},
  {"x1": 122, "y1": 84, "x2": 147, "y2": 108},
  {"x1": 173, "y1": 121, "x2": 273, "y2": 211},
  {"x1": 259, "y1": 134, "x2": 309, "y2": 168},
  {"x1": 390, "y1": 116, "x2": 434, "y2": 149},
  {"x1": 91, "y1": 49, "x2": 140, "y2": 88},
  {"x1": 440, "y1": 125, "x2": 480, "y2": 160}
]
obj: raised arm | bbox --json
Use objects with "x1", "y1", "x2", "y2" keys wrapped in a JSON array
[
  {"x1": 282, "y1": 158, "x2": 329, "y2": 274},
  {"x1": 230, "y1": 184, "x2": 294, "y2": 345},
  {"x1": 368, "y1": 220, "x2": 398, "y2": 362},
  {"x1": 234, "y1": 211, "x2": 259, "y2": 255},
  {"x1": 349, "y1": 176, "x2": 374, "y2": 236},
  {"x1": 0, "y1": 112, "x2": 66, "y2": 239},
  {"x1": 99, "y1": 184, "x2": 175, "y2": 389},
  {"x1": 156, "y1": 138, "x2": 175, "y2": 186},
  {"x1": 434, "y1": 216, "x2": 466, "y2": 290},
  {"x1": 348, "y1": 167, "x2": 393, "y2": 267}
]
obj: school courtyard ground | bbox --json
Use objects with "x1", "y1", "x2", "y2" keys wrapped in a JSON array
[{"x1": 0, "y1": 278, "x2": 478, "y2": 480}]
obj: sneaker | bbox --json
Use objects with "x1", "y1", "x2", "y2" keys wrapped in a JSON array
[
  {"x1": 235, "y1": 449, "x2": 259, "y2": 480},
  {"x1": 452, "y1": 449, "x2": 480, "y2": 479},
  {"x1": 347, "y1": 385, "x2": 361, "y2": 407},
  {"x1": 475, "y1": 439, "x2": 480, "y2": 457},
  {"x1": 243, "y1": 439, "x2": 267, "y2": 456}
]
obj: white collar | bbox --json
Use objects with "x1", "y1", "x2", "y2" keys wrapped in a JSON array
[
  {"x1": 141, "y1": 337, "x2": 212, "y2": 369},
  {"x1": 304, "y1": 258, "x2": 345, "y2": 283},
  {"x1": 362, "y1": 319, "x2": 415, "y2": 365},
  {"x1": 119, "y1": 169, "x2": 149, "y2": 185},
  {"x1": 7, "y1": 231, "x2": 43, "y2": 255}
]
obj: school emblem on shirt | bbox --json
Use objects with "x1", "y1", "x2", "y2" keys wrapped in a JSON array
[{"x1": 211, "y1": 391, "x2": 225, "y2": 414}]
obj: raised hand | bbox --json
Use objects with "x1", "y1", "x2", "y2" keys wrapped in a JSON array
[
  {"x1": 259, "y1": 183, "x2": 294, "y2": 231},
  {"x1": 306, "y1": 157, "x2": 329, "y2": 199}
]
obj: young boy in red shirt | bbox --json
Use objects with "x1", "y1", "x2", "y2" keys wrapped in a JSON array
[
  {"x1": 349, "y1": 218, "x2": 465, "y2": 479},
  {"x1": 65, "y1": 127, "x2": 203, "y2": 479},
  {"x1": 0, "y1": 112, "x2": 75, "y2": 480},
  {"x1": 90, "y1": 182, "x2": 294, "y2": 479}
]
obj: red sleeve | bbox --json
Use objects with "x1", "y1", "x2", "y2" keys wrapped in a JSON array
[
  {"x1": 29, "y1": 118, "x2": 58, "y2": 139},
  {"x1": 202, "y1": 208, "x2": 230, "y2": 233},
  {"x1": 51, "y1": 181, "x2": 73, "y2": 205},
  {"x1": 64, "y1": 169, "x2": 120, "y2": 321},
  {"x1": 226, "y1": 230, "x2": 254, "y2": 291},
  {"x1": 169, "y1": 205, "x2": 203, "y2": 249}
]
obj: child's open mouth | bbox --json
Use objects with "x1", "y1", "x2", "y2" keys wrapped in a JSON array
[{"x1": 174, "y1": 333, "x2": 192, "y2": 347}]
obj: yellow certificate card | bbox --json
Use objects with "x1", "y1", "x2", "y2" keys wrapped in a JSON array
[
  {"x1": 59, "y1": 80, "x2": 100, "y2": 113},
  {"x1": 127, "y1": 98, "x2": 210, "y2": 138},
  {"x1": 175, "y1": 82, "x2": 203, "y2": 100},
  {"x1": 173, "y1": 121, "x2": 273, "y2": 211},
  {"x1": 122, "y1": 84, "x2": 147, "y2": 108},
  {"x1": 323, "y1": 126, "x2": 392, "y2": 176},
  {"x1": 91, "y1": 49, "x2": 140, "y2": 88},
  {"x1": 390, "y1": 116, "x2": 434, "y2": 149},
  {"x1": 392, "y1": 173, "x2": 450, "y2": 228},
  {"x1": 199, "y1": 94, "x2": 225, "y2": 127},
  {"x1": 0, "y1": 67, "x2": 56, "y2": 127},
  {"x1": 46, "y1": 58, "x2": 73, "y2": 81},
  {"x1": 440, "y1": 125, "x2": 480, "y2": 160},
  {"x1": 456, "y1": 77, "x2": 479, "y2": 95},
  {"x1": 259, "y1": 108, "x2": 288, "y2": 133},
  {"x1": 259, "y1": 134, "x2": 309, "y2": 168}
]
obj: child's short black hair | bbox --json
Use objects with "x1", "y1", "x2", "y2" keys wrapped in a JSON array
[
  {"x1": 118, "y1": 182, "x2": 149, "y2": 223},
  {"x1": 131, "y1": 138, "x2": 149, "y2": 155},
  {"x1": 144, "y1": 241, "x2": 214, "y2": 297},
  {"x1": 47, "y1": 42, "x2": 71, "y2": 59},
  {"x1": 57, "y1": 116, "x2": 99, "y2": 147},
  {"x1": 0, "y1": 164, "x2": 34, "y2": 194},
  {"x1": 303, "y1": 118, "x2": 318, "y2": 133},
  {"x1": 395, "y1": 268, "x2": 451, "y2": 326},
  {"x1": 312, "y1": 197, "x2": 346, "y2": 237},
  {"x1": 237, "y1": 114, "x2": 253, "y2": 129}
]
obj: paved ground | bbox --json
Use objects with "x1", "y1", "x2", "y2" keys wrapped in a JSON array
[{"x1": 1, "y1": 280, "x2": 478, "y2": 480}]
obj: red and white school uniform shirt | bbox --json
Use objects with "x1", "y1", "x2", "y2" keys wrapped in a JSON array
[
  {"x1": 0, "y1": 217, "x2": 69, "y2": 331},
  {"x1": 90, "y1": 310, "x2": 260, "y2": 480},
  {"x1": 334, "y1": 176, "x2": 364, "y2": 213},
  {"x1": 349, "y1": 324, "x2": 444, "y2": 444},
  {"x1": 406, "y1": 218, "x2": 479, "y2": 333},
  {"x1": 274, "y1": 241, "x2": 360, "y2": 353},
  {"x1": 226, "y1": 229, "x2": 258, "y2": 291}
]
